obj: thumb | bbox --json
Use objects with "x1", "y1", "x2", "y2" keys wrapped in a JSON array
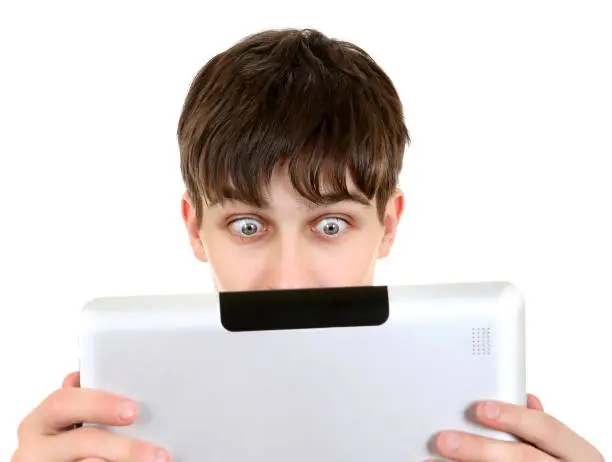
[
  {"x1": 62, "y1": 371, "x2": 81, "y2": 388},
  {"x1": 527, "y1": 393, "x2": 544, "y2": 411}
]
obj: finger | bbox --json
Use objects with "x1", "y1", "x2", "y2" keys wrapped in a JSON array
[
  {"x1": 62, "y1": 372, "x2": 83, "y2": 429},
  {"x1": 471, "y1": 400, "x2": 603, "y2": 460},
  {"x1": 434, "y1": 430, "x2": 556, "y2": 462},
  {"x1": 38, "y1": 426, "x2": 170, "y2": 462},
  {"x1": 527, "y1": 393, "x2": 544, "y2": 411},
  {"x1": 62, "y1": 372, "x2": 80, "y2": 388},
  {"x1": 18, "y1": 387, "x2": 139, "y2": 438}
]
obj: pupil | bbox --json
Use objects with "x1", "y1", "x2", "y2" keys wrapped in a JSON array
[
  {"x1": 242, "y1": 223, "x2": 257, "y2": 235},
  {"x1": 325, "y1": 222, "x2": 338, "y2": 234}
]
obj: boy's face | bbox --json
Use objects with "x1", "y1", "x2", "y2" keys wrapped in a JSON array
[{"x1": 182, "y1": 166, "x2": 403, "y2": 291}]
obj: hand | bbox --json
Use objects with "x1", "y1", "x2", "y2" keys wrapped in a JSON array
[
  {"x1": 429, "y1": 393, "x2": 604, "y2": 462},
  {"x1": 12, "y1": 371, "x2": 171, "y2": 462}
]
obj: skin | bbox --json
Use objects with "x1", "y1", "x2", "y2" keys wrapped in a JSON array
[
  {"x1": 182, "y1": 165, "x2": 403, "y2": 291},
  {"x1": 12, "y1": 168, "x2": 603, "y2": 462}
]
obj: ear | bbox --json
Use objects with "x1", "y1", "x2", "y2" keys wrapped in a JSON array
[
  {"x1": 378, "y1": 188, "x2": 404, "y2": 259},
  {"x1": 181, "y1": 192, "x2": 208, "y2": 263}
]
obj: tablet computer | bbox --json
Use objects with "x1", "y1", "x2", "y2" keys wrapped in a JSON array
[{"x1": 79, "y1": 281, "x2": 526, "y2": 461}]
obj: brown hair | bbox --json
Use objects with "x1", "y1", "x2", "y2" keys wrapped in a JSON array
[{"x1": 178, "y1": 28, "x2": 409, "y2": 227}]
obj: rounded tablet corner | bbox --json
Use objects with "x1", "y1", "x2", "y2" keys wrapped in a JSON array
[
  {"x1": 79, "y1": 297, "x2": 104, "y2": 334},
  {"x1": 497, "y1": 281, "x2": 526, "y2": 318},
  {"x1": 81, "y1": 296, "x2": 101, "y2": 315}
]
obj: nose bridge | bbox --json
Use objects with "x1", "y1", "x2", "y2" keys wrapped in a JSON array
[{"x1": 266, "y1": 232, "x2": 310, "y2": 289}]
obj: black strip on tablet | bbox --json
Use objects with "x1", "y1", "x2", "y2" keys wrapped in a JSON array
[{"x1": 219, "y1": 286, "x2": 389, "y2": 332}]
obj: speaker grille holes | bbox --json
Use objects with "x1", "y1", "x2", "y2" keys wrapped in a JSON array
[{"x1": 472, "y1": 327, "x2": 492, "y2": 356}]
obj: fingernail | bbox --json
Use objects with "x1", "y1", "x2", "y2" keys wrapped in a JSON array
[
  {"x1": 443, "y1": 431, "x2": 460, "y2": 451},
  {"x1": 484, "y1": 401, "x2": 500, "y2": 420},
  {"x1": 117, "y1": 401, "x2": 138, "y2": 421},
  {"x1": 529, "y1": 394, "x2": 543, "y2": 409},
  {"x1": 153, "y1": 448, "x2": 169, "y2": 462}
]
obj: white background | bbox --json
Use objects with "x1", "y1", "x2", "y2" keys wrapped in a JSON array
[{"x1": 1, "y1": 1, "x2": 610, "y2": 460}]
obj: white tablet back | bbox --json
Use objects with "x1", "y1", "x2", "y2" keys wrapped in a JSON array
[{"x1": 79, "y1": 281, "x2": 525, "y2": 462}]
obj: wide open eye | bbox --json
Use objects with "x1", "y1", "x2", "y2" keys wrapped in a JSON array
[
  {"x1": 229, "y1": 218, "x2": 265, "y2": 237},
  {"x1": 313, "y1": 217, "x2": 349, "y2": 237}
]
